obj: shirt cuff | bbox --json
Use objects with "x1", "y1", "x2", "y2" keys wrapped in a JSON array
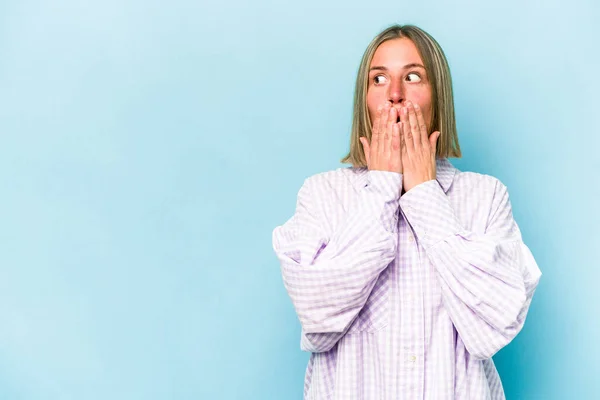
[
  {"x1": 364, "y1": 170, "x2": 403, "y2": 200},
  {"x1": 399, "y1": 179, "x2": 463, "y2": 249},
  {"x1": 363, "y1": 170, "x2": 403, "y2": 233}
]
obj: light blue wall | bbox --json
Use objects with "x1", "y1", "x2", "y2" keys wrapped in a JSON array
[{"x1": 0, "y1": 0, "x2": 598, "y2": 398}]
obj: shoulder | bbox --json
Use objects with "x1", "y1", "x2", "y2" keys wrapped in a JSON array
[
  {"x1": 449, "y1": 168, "x2": 513, "y2": 227},
  {"x1": 451, "y1": 168, "x2": 507, "y2": 198},
  {"x1": 444, "y1": 165, "x2": 514, "y2": 232},
  {"x1": 301, "y1": 166, "x2": 366, "y2": 194},
  {"x1": 293, "y1": 167, "x2": 366, "y2": 217}
]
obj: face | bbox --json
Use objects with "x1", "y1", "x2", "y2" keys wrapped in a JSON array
[{"x1": 366, "y1": 38, "x2": 433, "y2": 133}]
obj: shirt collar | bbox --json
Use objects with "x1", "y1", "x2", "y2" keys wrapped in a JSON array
[{"x1": 350, "y1": 158, "x2": 457, "y2": 194}]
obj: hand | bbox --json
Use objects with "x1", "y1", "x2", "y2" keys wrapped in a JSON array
[
  {"x1": 360, "y1": 103, "x2": 402, "y2": 174},
  {"x1": 399, "y1": 101, "x2": 441, "y2": 192}
]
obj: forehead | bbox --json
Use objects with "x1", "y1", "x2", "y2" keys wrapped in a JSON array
[{"x1": 370, "y1": 38, "x2": 423, "y2": 68}]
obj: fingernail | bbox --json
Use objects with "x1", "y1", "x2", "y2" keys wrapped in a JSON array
[
  {"x1": 403, "y1": 107, "x2": 407, "y2": 115},
  {"x1": 414, "y1": 103, "x2": 420, "y2": 110}
]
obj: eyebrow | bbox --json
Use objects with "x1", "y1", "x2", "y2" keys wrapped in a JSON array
[{"x1": 369, "y1": 63, "x2": 426, "y2": 72}]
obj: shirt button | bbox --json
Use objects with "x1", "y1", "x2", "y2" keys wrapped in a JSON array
[
  {"x1": 407, "y1": 355, "x2": 417, "y2": 363},
  {"x1": 408, "y1": 234, "x2": 415, "y2": 242}
]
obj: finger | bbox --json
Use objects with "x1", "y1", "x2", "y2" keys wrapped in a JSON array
[
  {"x1": 385, "y1": 107, "x2": 397, "y2": 162},
  {"x1": 360, "y1": 137, "x2": 371, "y2": 167},
  {"x1": 379, "y1": 103, "x2": 389, "y2": 135},
  {"x1": 377, "y1": 103, "x2": 391, "y2": 162},
  {"x1": 400, "y1": 122, "x2": 408, "y2": 160},
  {"x1": 400, "y1": 106, "x2": 414, "y2": 155},
  {"x1": 392, "y1": 121, "x2": 401, "y2": 152},
  {"x1": 414, "y1": 103, "x2": 429, "y2": 146},
  {"x1": 396, "y1": 121, "x2": 404, "y2": 153},
  {"x1": 372, "y1": 104, "x2": 382, "y2": 134},
  {"x1": 371, "y1": 105, "x2": 383, "y2": 162},
  {"x1": 407, "y1": 102, "x2": 421, "y2": 149},
  {"x1": 391, "y1": 122, "x2": 401, "y2": 172}
]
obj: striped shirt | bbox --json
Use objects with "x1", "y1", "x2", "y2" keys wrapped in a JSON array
[{"x1": 272, "y1": 158, "x2": 541, "y2": 399}]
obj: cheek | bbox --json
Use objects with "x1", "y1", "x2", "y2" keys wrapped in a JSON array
[
  {"x1": 366, "y1": 92, "x2": 379, "y2": 121},
  {"x1": 409, "y1": 93, "x2": 431, "y2": 109},
  {"x1": 423, "y1": 103, "x2": 433, "y2": 124}
]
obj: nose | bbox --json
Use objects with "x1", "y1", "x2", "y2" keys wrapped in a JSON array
[{"x1": 387, "y1": 78, "x2": 404, "y2": 105}]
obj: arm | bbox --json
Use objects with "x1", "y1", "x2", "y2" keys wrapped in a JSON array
[
  {"x1": 272, "y1": 170, "x2": 402, "y2": 352},
  {"x1": 400, "y1": 179, "x2": 542, "y2": 360}
]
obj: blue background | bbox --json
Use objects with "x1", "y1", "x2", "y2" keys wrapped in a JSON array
[{"x1": 1, "y1": 0, "x2": 598, "y2": 398}]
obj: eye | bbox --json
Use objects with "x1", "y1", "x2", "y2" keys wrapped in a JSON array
[
  {"x1": 406, "y1": 72, "x2": 422, "y2": 82},
  {"x1": 373, "y1": 74, "x2": 388, "y2": 84}
]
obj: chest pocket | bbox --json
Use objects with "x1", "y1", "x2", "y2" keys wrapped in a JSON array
[{"x1": 346, "y1": 266, "x2": 391, "y2": 333}]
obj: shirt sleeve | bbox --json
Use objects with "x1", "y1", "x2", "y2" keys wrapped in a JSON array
[
  {"x1": 400, "y1": 178, "x2": 542, "y2": 360},
  {"x1": 272, "y1": 170, "x2": 402, "y2": 353}
]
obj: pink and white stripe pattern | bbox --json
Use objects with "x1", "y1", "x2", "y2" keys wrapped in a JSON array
[{"x1": 272, "y1": 158, "x2": 541, "y2": 400}]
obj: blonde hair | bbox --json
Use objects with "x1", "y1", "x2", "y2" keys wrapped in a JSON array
[{"x1": 341, "y1": 24, "x2": 462, "y2": 167}]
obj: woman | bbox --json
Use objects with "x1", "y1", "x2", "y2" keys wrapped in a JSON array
[{"x1": 272, "y1": 24, "x2": 541, "y2": 400}]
